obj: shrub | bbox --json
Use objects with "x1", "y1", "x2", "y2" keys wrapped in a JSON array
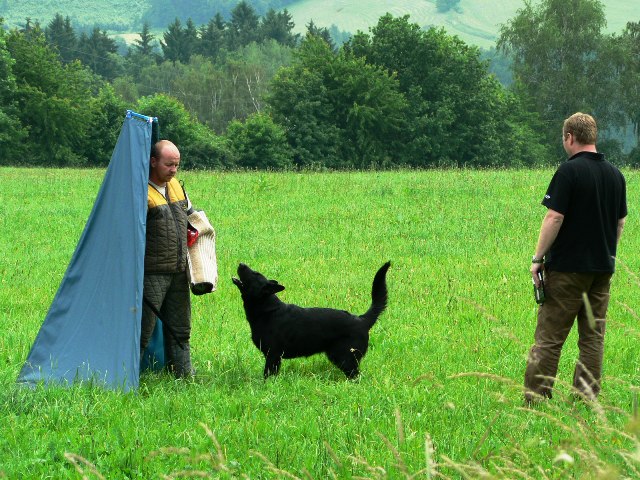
[{"x1": 226, "y1": 112, "x2": 294, "y2": 169}]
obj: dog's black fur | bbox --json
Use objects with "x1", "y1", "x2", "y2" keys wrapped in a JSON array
[{"x1": 232, "y1": 261, "x2": 390, "y2": 379}]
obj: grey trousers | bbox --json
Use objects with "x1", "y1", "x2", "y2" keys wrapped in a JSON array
[
  {"x1": 524, "y1": 270, "x2": 611, "y2": 401},
  {"x1": 141, "y1": 271, "x2": 191, "y2": 355}
]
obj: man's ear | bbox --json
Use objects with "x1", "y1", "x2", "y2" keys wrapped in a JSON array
[{"x1": 263, "y1": 280, "x2": 285, "y2": 295}]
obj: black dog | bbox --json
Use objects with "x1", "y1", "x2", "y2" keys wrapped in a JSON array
[{"x1": 232, "y1": 261, "x2": 390, "y2": 379}]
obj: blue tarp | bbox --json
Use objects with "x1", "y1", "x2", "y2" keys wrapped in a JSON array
[{"x1": 17, "y1": 111, "x2": 154, "y2": 391}]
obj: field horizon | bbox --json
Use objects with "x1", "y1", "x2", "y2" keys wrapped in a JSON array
[
  {"x1": 0, "y1": 167, "x2": 638, "y2": 478},
  {"x1": 1, "y1": 0, "x2": 637, "y2": 49}
]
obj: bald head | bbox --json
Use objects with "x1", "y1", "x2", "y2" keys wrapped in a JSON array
[
  {"x1": 151, "y1": 140, "x2": 179, "y2": 160},
  {"x1": 150, "y1": 140, "x2": 181, "y2": 186}
]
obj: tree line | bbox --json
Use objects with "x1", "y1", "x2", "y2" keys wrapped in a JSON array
[
  {"x1": 139, "y1": 0, "x2": 299, "y2": 32},
  {"x1": 0, "y1": 0, "x2": 298, "y2": 33},
  {"x1": 1, "y1": 0, "x2": 639, "y2": 169}
]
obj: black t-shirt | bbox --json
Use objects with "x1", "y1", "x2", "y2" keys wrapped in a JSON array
[{"x1": 543, "y1": 151, "x2": 627, "y2": 273}]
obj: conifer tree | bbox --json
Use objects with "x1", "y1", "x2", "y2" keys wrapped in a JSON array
[{"x1": 45, "y1": 13, "x2": 77, "y2": 64}]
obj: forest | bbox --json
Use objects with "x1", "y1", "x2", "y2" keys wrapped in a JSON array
[{"x1": 1, "y1": 0, "x2": 639, "y2": 169}]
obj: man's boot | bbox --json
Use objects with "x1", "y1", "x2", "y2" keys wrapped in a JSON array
[{"x1": 166, "y1": 343, "x2": 195, "y2": 378}]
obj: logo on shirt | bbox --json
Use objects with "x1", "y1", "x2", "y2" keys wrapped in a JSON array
[{"x1": 544, "y1": 194, "x2": 551, "y2": 199}]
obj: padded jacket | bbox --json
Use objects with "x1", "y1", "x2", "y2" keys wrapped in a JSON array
[{"x1": 145, "y1": 178, "x2": 189, "y2": 274}]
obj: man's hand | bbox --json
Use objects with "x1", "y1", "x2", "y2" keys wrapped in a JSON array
[{"x1": 530, "y1": 262, "x2": 543, "y2": 287}]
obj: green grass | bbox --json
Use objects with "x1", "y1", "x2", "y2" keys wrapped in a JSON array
[{"x1": 0, "y1": 168, "x2": 638, "y2": 478}]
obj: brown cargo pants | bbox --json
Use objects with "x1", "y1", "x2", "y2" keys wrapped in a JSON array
[{"x1": 524, "y1": 270, "x2": 612, "y2": 402}]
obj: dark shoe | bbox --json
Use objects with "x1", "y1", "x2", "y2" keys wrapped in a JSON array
[
  {"x1": 166, "y1": 343, "x2": 195, "y2": 378},
  {"x1": 524, "y1": 390, "x2": 549, "y2": 406}
]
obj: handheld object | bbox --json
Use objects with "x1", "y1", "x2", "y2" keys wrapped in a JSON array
[{"x1": 533, "y1": 271, "x2": 545, "y2": 305}]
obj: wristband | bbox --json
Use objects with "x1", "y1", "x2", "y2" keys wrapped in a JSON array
[{"x1": 532, "y1": 256, "x2": 544, "y2": 264}]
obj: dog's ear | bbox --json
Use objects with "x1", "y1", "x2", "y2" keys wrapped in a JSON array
[{"x1": 262, "y1": 280, "x2": 285, "y2": 295}]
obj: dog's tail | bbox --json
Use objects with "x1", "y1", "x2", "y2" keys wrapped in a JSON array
[{"x1": 360, "y1": 261, "x2": 390, "y2": 329}]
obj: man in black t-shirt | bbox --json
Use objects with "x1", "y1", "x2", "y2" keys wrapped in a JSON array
[{"x1": 524, "y1": 113, "x2": 627, "y2": 404}]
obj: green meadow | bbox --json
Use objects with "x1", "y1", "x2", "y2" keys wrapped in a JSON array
[{"x1": 0, "y1": 167, "x2": 638, "y2": 478}]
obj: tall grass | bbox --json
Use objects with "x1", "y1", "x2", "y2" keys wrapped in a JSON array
[{"x1": 0, "y1": 168, "x2": 638, "y2": 478}]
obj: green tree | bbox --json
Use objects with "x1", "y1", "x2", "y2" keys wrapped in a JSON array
[
  {"x1": 268, "y1": 35, "x2": 408, "y2": 168},
  {"x1": 305, "y1": 20, "x2": 335, "y2": 51},
  {"x1": 227, "y1": 1, "x2": 260, "y2": 50},
  {"x1": 227, "y1": 112, "x2": 293, "y2": 169},
  {"x1": 130, "y1": 40, "x2": 293, "y2": 133},
  {"x1": 259, "y1": 8, "x2": 298, "y2": 47},
  {"x1": 0, "y1": 23, "x2": 28, "y2": 164},
  {"x1": 480, "y1": 46, "x2": 513, "y2": 86},
  {"x1": 81, "y1": 84, "x2": 128, "y2": 167},
  {"x1": 198, "y1": 16, "x2": 225, "y2": 60},
  {"x1": 213, "y1": 12, "x2": 226, "y2": 32},
  {"x1": 6, "y1": 27, "x2": 101, "y2": 166},
  {"x1": 161, "y1": 55, "x2": 226, "y2": 130},
  {"x1": 618, "y1": 22, "x2": 640, "y2": 142},
  {"x1": 183, "y1": 18, "x2": 199, "y2": 63},
  {"x1": 136, "y1": 93, "x2": 233, "y2": 169},
  {"x1": 125, "y1": 22, "x2": 159, "y2": 81},
  {"x1": 269, "y1": 66, "x2": 339, "y2": 167},
  {"x1": 347, "y1": 14, "x2": 528, "y2": 166},
  {"x1": 161, "y1": 18, "x2": 186, "y2": 64},
  {"x1": 221, "y1": 41, "x2": 293, "y2": 123},
  {"x1": 22, "y1": 18, "x2": 43, "y2": 39},
  {"x1": 328, "y1": 24, "x2": 352, "y2": 47},
  {"x1": 498, "y1": 0, "x2": 612, "y2": 147},
  {"x1": 44, "y1": 13, "x2": 77, "y2": 64},
  {"x1": 133, "y1": 22, "x2": 156, "y2": 57},
  {"x1": 484, "y1": 83, "x2": 550, "y2": 167},
  {"x1": 77, "y1": 27, "x2": 120, "y2": 80}
]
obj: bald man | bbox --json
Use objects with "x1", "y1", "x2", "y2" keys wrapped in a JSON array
[{"x1": 141, "y1": 140, "x2": 194, "y2": 378}]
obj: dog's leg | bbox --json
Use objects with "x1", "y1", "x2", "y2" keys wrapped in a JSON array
[{"x1": 263, "y1": 355, "x2": 282, "y2": 378}]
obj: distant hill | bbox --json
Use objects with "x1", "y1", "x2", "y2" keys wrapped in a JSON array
[
  {"x1": 1, "y1": 0, "x2": 637, "y2": 48},
  {"x1": 0, "y1": 0, "x2": 151, "y2": 31},
  {"x1": 286, "y1": 0, "x2": 638, "y2": 48}
]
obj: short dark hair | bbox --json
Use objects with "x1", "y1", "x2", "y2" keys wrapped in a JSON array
[{"x1": 150, "y1": 141, "x2": 162, "y2": 160}]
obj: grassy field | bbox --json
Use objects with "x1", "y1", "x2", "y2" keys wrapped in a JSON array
[{"x1": 0, "y1": 167, "x2": 638, "y2": 478}]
